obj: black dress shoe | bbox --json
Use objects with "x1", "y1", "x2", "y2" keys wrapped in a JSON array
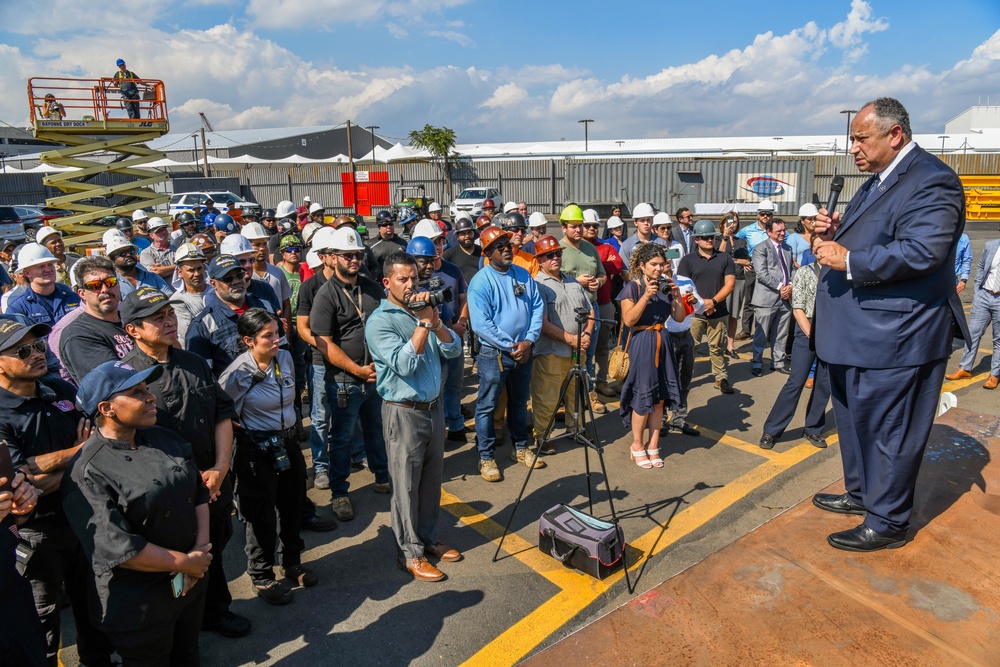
[
  {"x1": 827, "y1": 525, "x2": 906, "y2": 552},
  {"x1": 751, "y1": 367, "x2": 762, "y2": 377},
  {"x1": 302, "y1": 513, "x2": 338, "y2": 532},
  {"x1": 804, "y1": 433, "x2": 827, "y2": 449},
  {"x1": 728, "y1": 348, "x2": 740, "y2": 360},
  {"x1": 675, "y1": 424, "x2": 700, "y2": 437},
  {"x1": 812, "y1": 492, "x2": 866, "y2": 516},
  {"x1": 447, "y1": 428, "x2": 468, "y2": 443},
  {"x1": 202, "y1": 610, "x2": 252, "y2": 637},
  {"x1": 759, "y1": 433, "x2": 775, "y2": 449}
]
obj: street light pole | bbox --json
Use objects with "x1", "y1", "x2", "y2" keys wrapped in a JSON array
[
  {"x1": 578, "y1": 119, "x2": 594, "y2": 152},
  {"x1": 365, "y1": 125, "x2": 380, "y2": 164},
  {"x1": 840, "y1": 109, "x2": 857, "y2": 156}
]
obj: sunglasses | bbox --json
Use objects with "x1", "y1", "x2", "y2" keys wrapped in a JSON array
[
  {"x1": 237, "y1": 258, "x2": 254, "y2": 266},
  {"x1": 695, "y1": 235, "x2": 715, "y2": 241},
  {"x1": 112, "y1": 249, "x2": 137, "y2": 257},
  {"x1": 541, "y1": 251, "x2": 563, "y2": 259},
  {"x1": 758, "y1": 212, "x2": 773, "y2": 217},
  {"x1": 490, "y1": 241, "x2": 512, "y2": 252},
  {"x1": 218, "y1": 272, "x2": 245, "y2": 285},
  {"x1": 282, "y1": 247, "x2": 302, "y2": 253},
  {"x1": 82, "y1": 276, "x2": 119, "y2": 292},
  {"x1": 4, "y1": 339, "x2": 46, "y2": 360},
  {"x1": 582, "y1": 224, "x2": 600, "y2": 230},
  {"x1": 337, "y1": 251, "x2": 364, "y2": 260}
]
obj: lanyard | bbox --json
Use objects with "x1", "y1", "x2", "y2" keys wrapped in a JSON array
[{"x1": 340, "y1": 283, "x2": 370, "y2": 366}]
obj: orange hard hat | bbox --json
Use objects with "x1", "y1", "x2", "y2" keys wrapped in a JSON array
[
  {"x1": 478, "y1": 225, "x2": 509, "y2": 252},
  {"x1": 533, "y1": 235, "x2": 562, "y2": 257}
]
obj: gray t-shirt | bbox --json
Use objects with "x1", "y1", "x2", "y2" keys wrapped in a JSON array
[
  {"x1": 218, "y1": 349, "x2": 296, "y2": 432},
  {"x1": 534, "y1": 270, "x2": 592, "y2": 358},
  {"x1": 253, "y1": 263, "x2": 292, "y2": 306},
  {"x1": 170, "y1": 286, "x2": 213, "y2": 346},
  {"x1": 139, "y1": 245, "x2": 175, "y2": 270}
]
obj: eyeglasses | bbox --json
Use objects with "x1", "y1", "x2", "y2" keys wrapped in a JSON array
[
  {"x1": 282, "y1": 247, "x2": 302, "y2": 253},
  {"x1": 218, "y1": 272, "x2": 245, "y2": 285},
  {"x1": 4, "y1": 339, "x2": 46, "y2": 360},
  {"x1": 337, "y1": 251, "x2": 364, "y2": 260},
  {"x1": 541, "y1": 251, "x2": 563, "y2": 259},
  {"x1": 82, "y1": 276, "x2": 119, "y2": 292},
  {"x1": 517, "y1": 207, "x2": 528, "y2": 212}
]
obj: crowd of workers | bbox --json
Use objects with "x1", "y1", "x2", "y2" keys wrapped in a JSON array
[{"x1": 0, "y1": 173, "x2": 991, "y2": 665}]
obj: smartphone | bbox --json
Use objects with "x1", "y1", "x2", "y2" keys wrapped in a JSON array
[
  {"x1": 171, "y1": 572, "x2": 185, "y2": 598},
  {"x1": 664, "y1": 248, "x2": 681, "y2": 260},
  {"x1": 0, "y1": 441, "x2": 14, "y2": 493}
]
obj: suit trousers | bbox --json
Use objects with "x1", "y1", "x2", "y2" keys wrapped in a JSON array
[
  {"x1": 762, "y1": 325, "x2": 831, "y2": 438},
  {"x1": 530, "y1": 353, "x2": 577, "y2": 441},
  {"x1": 740, "y1": 271, "x2": 756, "y2": 334},
  {"x1": 668, "y1": 330, "x2": 694, "y2": 427},
  {"x1": 689, "y1": 315, "x2": 728, "y2": 381},
  {"x1": 752, "y1": 302, "x2": 791, "y2": 370},
  {"x1": 958, "y1": 289, "x2": 1000, "y2": 377},
  {"x1": 827, "y1": 358, "x2": 947, "y2": 537},
  {"x1": 383, "y1": 402, "x2": 445, "y2": 559}
]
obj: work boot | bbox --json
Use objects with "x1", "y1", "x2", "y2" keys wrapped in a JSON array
[
  {"x1": 479, "y1": 459, "x2": 502, "y2": 482},
  {"x1": 509, "y1": 446, "x2": 546, "y2": 469},
  {"x1": 588, "y1": 391, "x2": 608, "y2": 414},
  {"x1": 332, "y1": 496, "x2": 355, "y2": 521}
]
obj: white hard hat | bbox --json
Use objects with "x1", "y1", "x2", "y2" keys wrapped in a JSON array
[
  {"x1": 329, "y1": 227, "x2": 364, "y2": 252},
  {"x1": 35, "y1": 226, "x2": 62, "y2": 245},
  {"x1": 757, "y1": 199, "x2": 776, "y2": 212},
  {"x1": 653, "y1": 211, "x2": 672, "y2": 227},
  {"x1": 174, "y1": 243, "x2": 206, "y2": 264},
  {"x1": 104, "y1": 231, "x2": 138, "y2": 257},
  {"x1": 132, "y1": 209, "x2": 149, "y2": 222},
  {"x1": 16, "y1": 243, "x2": 58, "y2": 271},
  {"x1": 241, "y1": 222, "x2": 268, "y2": 240},
  {"x1": 412, "y1": 218, "x2": 443, "y2": 240},
  {"x1": 308, "y1": 202, "x2": 325, "y2": 214},
  {"x1": 454, "y1": 211, "x2": 473, "y2": 223},
  {"x1": 502, "y1": 201, "x2": 517, "y2": 214},
  {"x1": 527, "y1": 211, "x2": 548, "y2": 228},
  {"x1": 219, "y1": 233, "x2": 254, "y2": 257},
  {"x1": 276, "y1": 200, "x2": 297, "y2": 219},
  {"x1": 606, "y1": 215, "x2": 624, "y2": 229},
  {"x1": 147, "y1": 217, "x2": 169, "y2": 231},
  {"x1": 582, "y1": 208, "x2": 600, "y2": 224},
  {"x1": 302, "y1": 222, "x2": 323, "y2": 245},
  {"x1": 428, "y1": 202, "x2": 442, "y2": 213},
  {"x1": 305, "y1": 249, "x2": 323, "y2": 270},
  {"x1": 303, "y1": 195, "x2": 311, "y2": 202},
  {"x1": 632, "y1": 202, "x2": 655, "y2": 219},
  {"x1": 309, "y1": 226, "x2": 337, "y2": 252},
  {"x1": 798, "y1": 203, "x2": 819, "y2": 217}
]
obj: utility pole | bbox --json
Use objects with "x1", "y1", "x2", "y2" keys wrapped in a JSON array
[
  {"x1": 578, "y1": 119, "x2": 594, "y2": 152},
  {"x1": 840, "y1": 109, "x2": 857, "y2": 156},
  {"x1": 200, "y1": 126, "x2": 210, "y2": 177},
  {"x1": 346, "y1": 120, "x2": 356, "y2": 214}
]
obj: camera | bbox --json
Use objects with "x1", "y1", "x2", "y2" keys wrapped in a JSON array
[
  {"x1": 408, "y1": 285, "x2": 453, "y2": 311},
  {"x1": 650, "y1": 277, "x2": 675, "y2": 295},
  {"x1": 574, "y1": 306, "x2": 591, "y2": 324},
  {"x1": 255, "y1": 434, "x2": 291, "y2": 473}
]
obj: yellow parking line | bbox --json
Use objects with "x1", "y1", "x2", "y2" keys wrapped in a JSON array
[
  {"x1": 449, "y1": 441, "x2": 828, "y2": 666},
  {"x1": 696, "y1": 425, "x2": 780, "y2": 460},
  {"x1": 943, "y1": 371, "x2": 994, "y2": 393}
]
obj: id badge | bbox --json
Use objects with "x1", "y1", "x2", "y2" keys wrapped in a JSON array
[{"x1": 14, "y1": 540, "x2": 35, "y2": 576}]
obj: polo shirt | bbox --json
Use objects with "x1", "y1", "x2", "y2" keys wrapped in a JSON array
[
  {"x1": 296, "y1": 270, "x2": 329, "y2": 366},
  {"x1": 218, "y1": 349, "x2": 297, "y2": 432},
  {"x1": 735, "y1": 223, "x2": 769, "y2": 253},
  {"x1": 308, "y1": 273, "x2": 383, "y2": 381},
  {"x1": 559, "y1": 238, "x2": 606, "y2": 304},
  {"x1": 534, "y1": 271, "x2": 592, "y2": 357},
  {"x1": 677, "y1": 249, "x2": 736, "y2": 319}
]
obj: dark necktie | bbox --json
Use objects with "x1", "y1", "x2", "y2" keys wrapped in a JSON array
[
  {"x1": 776, "y1": 244, "x2": 789, "y2": 283},
  {"x1": 864, "y1": 175, "x2": 881, "y2": 203}
]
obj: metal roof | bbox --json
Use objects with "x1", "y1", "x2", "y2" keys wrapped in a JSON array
[{"x1": 147, "y1": 125, "x2": 337, "y2": 151}]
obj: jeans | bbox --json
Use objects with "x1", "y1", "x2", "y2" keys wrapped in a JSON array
[
  {"x1": 475, "y1": 345, "x2": 533, "y2": 459},
  {"x1": 668, "y1": 330, "x2": 694, "y2": 427},
  {"x1": 442, "y1": 352, "x2": 465, "y2": 432},
  {"x1": 309, "y1": 364, "x2": 330, "y2": 474},
  {"x1": 958, "y1": 289, "x2": 1000, "y2": 377},
  {"x1": 325, "y1": 378, "x2": 389, "y2": 495}
]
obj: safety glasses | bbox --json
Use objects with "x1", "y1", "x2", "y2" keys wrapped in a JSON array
[{"x1": 82, "y1": 276, "x2": 119, "y2": 292}]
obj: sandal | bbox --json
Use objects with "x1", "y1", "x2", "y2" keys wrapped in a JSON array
[
  {"x1": 630, "y1": 446, "x2": 652, "y2": 469},
  {"x1": 646, "y1": 448, "x2": 664, "y2": 468}
]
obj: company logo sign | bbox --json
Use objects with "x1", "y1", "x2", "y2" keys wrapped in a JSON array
[{"x1": 736, "y1": 173, "x2": 798, "y2": 202}]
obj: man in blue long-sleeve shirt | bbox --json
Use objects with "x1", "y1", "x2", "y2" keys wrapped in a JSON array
[
  {"x1": 955, "y1": 233, "x2": 972, "y2": 295},
  {"x1": 467, "y1": 226, "x2": 544, "y2": 482}
]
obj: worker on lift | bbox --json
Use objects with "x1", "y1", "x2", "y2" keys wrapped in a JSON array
[
  {"x1": 111, "y1": 58, "x2": 141, "y2": 119},
  {"x1": 41, "y1": 94, "x2": 65, "y2": 120}
]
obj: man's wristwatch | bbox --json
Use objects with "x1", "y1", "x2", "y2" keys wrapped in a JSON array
[{"x1": 417, "y1": 321, "x2": 435, "y2": 330}]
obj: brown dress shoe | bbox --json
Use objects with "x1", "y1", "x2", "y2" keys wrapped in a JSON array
[
  {"x1": 945, "y1": 368, "x2": 972, "y2": 381},
  {"x1": 985, "y1": 375, "x2": 999, "y2": 390},
  {"x1": 425, "y1": 541, "x2": 462, "y2": 562},
  {"x1": 397, "y1": 556, "x2": 445, "y2": 582}
]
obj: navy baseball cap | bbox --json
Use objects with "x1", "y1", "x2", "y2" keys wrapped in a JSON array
[
  {"x1": 76, "y1": 360, "x2": 163, "y2": 417},
  {"x1": 208, "y1": 254, "x2": 242, "y2": 279},
  {"x1": 0, "y1": 320, "x2": 51, "y2": 352},
  {"x1": 120, "y1": 287, "x2": 171, "y2": 326}
]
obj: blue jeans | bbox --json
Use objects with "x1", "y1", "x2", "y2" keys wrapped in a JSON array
[
  {"x1": 585, "y1": 317, "x2": 600, "y2": 391},
  {"x1": 959, "y1": 289, "x2": 1000, "y2": 377},
  {"x1": 475, "y1": 345, "x2": 533, "y2": 459},
  {"x1": 309, "y1": 364, "x2": 330, "y2": 474},
  {"x1": 325, "y1": 378, "x2": 389, "y2": 495},
  {"x1": 442, "y1": 352, "x2": 465, "y2": 432}
]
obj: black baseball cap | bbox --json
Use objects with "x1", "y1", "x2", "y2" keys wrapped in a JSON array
[
  {"x1": 120, "y1": 287, "x2": 171, "y2": 326},
  {"x1": 208, "y1": 254, "x2": 242, "y2": 279},
  {"x1": 0, "y1": 320, "x2": 51, "y2": 352}
]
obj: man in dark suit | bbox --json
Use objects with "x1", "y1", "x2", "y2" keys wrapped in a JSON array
[
  {"x1": 813, "y1": 97, "x2": 969, "y2": 552},
  {"x1": 945, "y1": 237, "x2": 1000, "y2": 389},
  {"x1": 749, "y1": 216, "x2": 793, "y2": 375},
  {"x1": 672, "y1": 208, "x2": 695, "y2": 254}
]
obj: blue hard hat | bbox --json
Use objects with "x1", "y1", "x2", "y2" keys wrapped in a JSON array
[
  {"x1": 213, "y1": 213, "x2": 238, "y2": 234},
  {"x1": 406, "y1": 236, "x2": 437, "y2": 258},
  {"x1": 116, "y1": 59, "x2": 126, "y2": 66},
  {"x1": 397, "y1": 207, "x2": 418, "y2": 227}
]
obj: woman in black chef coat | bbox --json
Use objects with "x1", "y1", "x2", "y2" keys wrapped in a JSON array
[{"x1": 62, "y1": 360, "x2": 213, "y2": 667}]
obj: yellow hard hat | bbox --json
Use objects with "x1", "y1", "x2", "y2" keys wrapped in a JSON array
[{"x1": 559, "y1": 204, "x2": 584, "y2": 223}]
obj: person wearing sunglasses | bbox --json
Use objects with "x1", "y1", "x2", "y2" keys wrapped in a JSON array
[
  {"x1": 103, "y1": 229, "x2": 173, "y2": 299},
  {"x1": 59, "y1": 256, "x2": 136, "y2": 384},
  {"x1": 0, "y1": 319, "x2": 115, "y2": 666}
]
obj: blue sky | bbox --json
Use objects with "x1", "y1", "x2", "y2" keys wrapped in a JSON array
[{"x1": 1, "y1": 0, "x2": 999, "y2": 144}]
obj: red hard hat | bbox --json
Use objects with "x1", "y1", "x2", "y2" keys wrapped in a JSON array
[
  {"x1": 476, "y1": 215, "x2": 492, "y2": 229},
  {"x1": 482, "y1": 198, "x2": 496, "y2": 210},
  {"x1": 533, "y1": 235, "x2": 562, "y2": 257},
  {"x1": 478, "y1": 225, "x2": 508, "y2": 252}
]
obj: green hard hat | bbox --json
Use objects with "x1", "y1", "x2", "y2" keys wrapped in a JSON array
[{"x1": 693, "y1": 219, "x2": 718, "y2": 236}]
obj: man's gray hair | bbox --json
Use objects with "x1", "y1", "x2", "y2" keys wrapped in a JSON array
[{"x1": 861, "y1": 97, "x2": 912, "y2": 140}]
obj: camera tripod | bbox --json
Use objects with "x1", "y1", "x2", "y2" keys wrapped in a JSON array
[{"x1": 493, "y1": 310, "x2": 633, "y2": 593}]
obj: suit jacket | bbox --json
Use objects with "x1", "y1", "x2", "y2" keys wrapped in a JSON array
[
  {"x1": 973, "y1": 239, "x2": 1000, "y2": 291},
  {"x1": 671, "y1": 226, "x2": 693, "y2": 254},
  {"x1": 815, "y1": 145, "x2": 970, "y2": 369},
  {"x1": 750, "y1": 239, "x2": 793, "y2": 309}
]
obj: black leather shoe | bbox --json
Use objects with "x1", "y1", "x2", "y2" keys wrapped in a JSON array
[
  {"x1": 759, "y1": 433, "x2": 775, "y2": 450},
  {"x1": 805, "y1": 433, "x2": 827, "y2": 449},
  {"x1": 751, "y1": 367, "x2": 763, "y2": 377},
  {"x1": 674, "y1": 424, "x2": 700, "y2": 437},
  {"x1": 302, "y1": 513, "x2": 338, "y2": 532},
  {"x1": 812, "y1": 492, "x2": 866, "y2": 516},
  {"x1": 202, "y1": 610, "x2": 252, "y2": 637},
  {"x1": 447, "y1": 428, "x2": 468, "y2": 443},
  {"x1": 728, "y1": 348, "x2": 740, "y2": 360},
  {"x1": 827, "y1": 525, "x2": 906, "y2": 552}
]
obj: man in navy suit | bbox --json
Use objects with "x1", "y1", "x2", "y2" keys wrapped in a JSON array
[
  {"x1": 813, "y1": 98, "x2": 969, "y2": 552},
  {"x1": 945, "y1": 237, "x2": 1000, "y2": 389}
]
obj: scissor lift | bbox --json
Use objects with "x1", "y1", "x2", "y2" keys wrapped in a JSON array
[{"x1": 27, "y1": 76, "x2": 172, "y2": 240}]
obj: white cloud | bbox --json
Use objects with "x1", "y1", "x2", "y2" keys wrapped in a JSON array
[
  {"x1": 828, "y1": 0, "x2": 889, "y2": 50},
  {"x1": 245, "y1": 0, "x2": 471, "y2": 29},
  {"x1": 480, "y1": 83, "x2": 528, "y2": 109}
]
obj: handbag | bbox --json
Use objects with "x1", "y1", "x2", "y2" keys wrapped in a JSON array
[
  {"x1": 607, "y1": 326, "x2": 632, "y2": 383},
  {"x1": 538, "y1": 504, "x2": 625, "y2": 579}
]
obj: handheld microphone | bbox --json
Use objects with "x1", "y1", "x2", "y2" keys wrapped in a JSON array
[{"x1": 825, "y1": 175, "x2": 844, "y2": 214}]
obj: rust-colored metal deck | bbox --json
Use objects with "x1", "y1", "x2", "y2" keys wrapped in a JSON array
[{"x1": 524, "y1": 408, "x2": 1000, "y2": 667}]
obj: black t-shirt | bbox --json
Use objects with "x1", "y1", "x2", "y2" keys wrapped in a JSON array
[
  {"x1": 296, "y1": 270, "x2": 328, "y2": 366},
  {"x1": 366, "y1": 235, "x2": 407, "y2": 281},
  {"x1": 121, "y1": 346, "x2": 236, "y2": 473},
  {"x1": 59, "y1": 312, "x2": 135, "y2": 384},
  {"x1": 308, "y1": 273, "x2": 383, "y2": 380},
  {"x1": 443, "y1": 244, "x2": 482, "y2": 289},
  {"x1": 677, "y1": 249, "x2": 737, "y2": 319},
  {"x1": 0, "y1": 378, "x2": 81, "y2": 524}
]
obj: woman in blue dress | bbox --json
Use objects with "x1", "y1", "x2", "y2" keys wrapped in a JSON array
[{"x1": 616, "y1": 243, "x2": 686, "y2": 469}]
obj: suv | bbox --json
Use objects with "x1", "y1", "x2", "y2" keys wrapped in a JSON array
[
  {"x1": 0, "y1": 207, "x2": 27, "y2": 243},
  {"x1": 168, "y1": 192, "x2": 261, "y2": 219},
  {"x1": 13, "y1": 205, "x2": 73, "y2": 241},
  {"x1": 449, "y1": 187, "x2": 502, "y2": 220}
]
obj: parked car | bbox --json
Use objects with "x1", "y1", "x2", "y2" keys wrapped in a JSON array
[
  {"x1": 0, "y1": 207, "x2": 27, "y2": 243},
  {"x1": 168, "y1": 191, "x2": 261, "y2": 219},
  {"x1": 449, "y1": 187, "x2": 502, "y2": 220},
  {"x1": 13, "y1": 205, "x2": 74, "y2": 241}
]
